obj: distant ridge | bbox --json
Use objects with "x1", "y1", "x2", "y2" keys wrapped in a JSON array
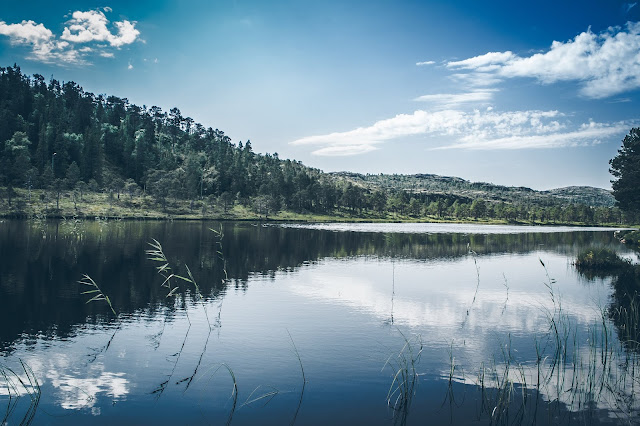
[{"x1": 329, "y1": 172, "x2": 615, "y2": 207}]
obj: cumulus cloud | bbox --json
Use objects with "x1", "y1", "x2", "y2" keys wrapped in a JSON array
[
  {"x1": 0, "y1": 9, "x2": 140, "y2": 65},
  {"x1": 447, "y1": 22, "x2": 640, "y2": 98},
  {"x1": 0, "y1": 20, "x2": 52, "y2": 45},
  {"x1": 61, "y1": 10, "x2": 140, "y2": 48},
  {"x1": 0, "y1": 20, "x2": 82, "y2": 63},
  {"x1": 290, "y1": 108, "x2": 630, "y2": 155}
]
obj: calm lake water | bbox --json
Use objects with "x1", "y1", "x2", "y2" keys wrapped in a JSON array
[{"x1": 0, "y1": 219, "x2": 638, "y2": 425}]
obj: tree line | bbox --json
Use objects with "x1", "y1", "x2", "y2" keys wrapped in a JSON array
[{"x1": 0, "y1": 64, "x2": 632, "y2": 223}]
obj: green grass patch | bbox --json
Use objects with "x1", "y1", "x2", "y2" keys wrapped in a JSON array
[{"x1": 0, "y1": 186, "x2": 630, "y2": 226}]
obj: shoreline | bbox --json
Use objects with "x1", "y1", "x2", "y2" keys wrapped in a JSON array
[{"x1": 0, "y1": 187, "x2": 633, "y2": 228}]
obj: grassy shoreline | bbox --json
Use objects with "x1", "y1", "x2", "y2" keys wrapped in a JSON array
[{"x1": 0, "y1": 187, "x2": 634, "y2": 227}]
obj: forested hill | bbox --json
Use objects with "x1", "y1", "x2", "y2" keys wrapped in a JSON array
[
  {"x1": 0, "y1": 65, "x2": 624, "y2": 222},
  {"x1": 0, "y1": 64, "x2": 341, "y2": 214},
  {"x1": 330, "y1": 173, "x2": 616, "y2": 207}
]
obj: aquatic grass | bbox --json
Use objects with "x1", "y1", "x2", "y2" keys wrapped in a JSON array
[
  {"x1": 383, "y1": 330, "x2": 423, "y2": 424},
  {"x1": 210, "y1": 225, "x2": 229, "y2": 284},
  {"x1": 501, "y1": 273, "x2": 509, "y2": 315},
  {"x1": 442, "y1": 341, "x2": 466, "y2": 424},
  {"x1": 287, "y1": 330, "x2": 306, "y2": 426},
  {"x1": 146, "y1": 238, "x2": 213, "y2": 329},
  {"x1": 76, "y1": 226, "x2": 280, "y2": 424},
  {"x1": 181, "y1": 326, "x2": 213, "y2": 393},
  {"x1": 151, "y1": 320, "x2": 192, "y2": 399},
  {"x1": 146, "y1": 238, "x2": 182, "y2": 299},
  {"x1": 461, "y1": 243, "x2": 481, "y2": 329},
  {"x1": 79, "y1": 274, "x2": 122, "y2": 358},
  {"x1": 241, "y1": 385, "x2": 280, "y2": 408},
  {"x1": 0, "y1": 360, "x2": 41, "y2": 426},
  {"x1": 79, "y1": 274, "x2": 117, "y2": 317},
  {"x1": 148, "y1": 232, "x2": 232, "y2": 401},
  {"x1": 197, "y1": 363, "x2": 238, "y2": 426},
  {"x1": 419, "y1": 256, "x2": 640, "y2": 424}
]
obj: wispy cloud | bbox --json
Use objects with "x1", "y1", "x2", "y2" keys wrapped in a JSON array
[
  {"x1": 414, "y1": 89, "x2": 497, "y2": 108},
  {"x1": 0, "y1": 9, "x2": 140, "y2": 65},
  {"x1": 416, "y1": 60, "x2": 435, "y2": 66},
  {"x1": 448, "y1": 51, "x2": 516, "y2": 71},
  {"x1": 447, "y1": 22, "x2": 640, "y2": 98},
  {"x1": 290, "y1": 108, "x2": 630, "y2": 156},
  {"x1": 437, "y1": 120, "x2": 630, "y2": 150}
]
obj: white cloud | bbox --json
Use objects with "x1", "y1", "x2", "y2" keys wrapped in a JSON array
[
  {"x1": 450, "y1": 72, "x2": 503, "y2": 88},
  {"x1": 0, "y1": 20, "x2": 83, "y2": 63},
  {"x1": 61, "y1": 10, "x2": 140, "y2": 47},
  {"x1": 447, "y1": 51, "x2": 516, "y2": 70},
  {"x1": 447, "y1": 22, "x2": 640, "y2": 98},
  {"x1": 438, "y1": 120, "x2": 630, "y2": 150},
  {"x1": 0, "y1": 9, "x2": 139, "y2": 65},
  {"x1": 414, "y1": 89, "x2": 497, "y2": 107},
  {"x1": 313, "y1": 144, "x2": 381, "y2": 156},
  {"x1": 291, "y1": 109, "x2": 465, "y2": 156},
  {"x1": 0, "y1": 20, "x2": 52, "y2": 45},
  {"x1": 127, "y1": 63, "x2": 133, "y2": 69},
  {"x1": 416, "y1": 60, "x2": 435, "y2": 66},
  {"x1": 290, "y1": 108, "x2": 630, "y2": 155}
]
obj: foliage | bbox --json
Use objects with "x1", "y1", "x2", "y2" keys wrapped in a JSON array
[
  {"x1": 332, "y1": 172, "x2": 617, "y2": 208},
  {"x1": 0, "y1": 64, "x2": 628, "y2": 224},
  {"x1": 574, "y1": 248, "x2": 631, "y2": 277},
  {"x1": 610, "y1": 127, "x2": 640, "y2": 215},
  {"x1": 0, "y1": 65, "x2": 341, "y2": 215},
  {"x1": 617, "y1": 229, "x2": 640, "y2": 249}
]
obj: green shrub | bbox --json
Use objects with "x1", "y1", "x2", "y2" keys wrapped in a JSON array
[{"x1": 575, "y1": 248, "x2": 631, "y2": 272}]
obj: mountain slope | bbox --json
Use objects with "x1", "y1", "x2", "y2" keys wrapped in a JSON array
[{"x1": 329, "y1": 172, "x2": 615, "y2": 207}]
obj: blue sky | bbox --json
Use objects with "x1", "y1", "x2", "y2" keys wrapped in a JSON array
[{"x1": 1, "y1": 0, "x2": 639, "y2": 190}]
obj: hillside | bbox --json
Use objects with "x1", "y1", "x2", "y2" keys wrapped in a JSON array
[
  {"x1": 329, "y1": 173, "x2": 616, "y2": 207},
  {"x1": 543, "y1": 186, "x2": 616, "y2": 207},
  {"x1": 0, "y1": 64, "x2": 626, "y2": 224}
]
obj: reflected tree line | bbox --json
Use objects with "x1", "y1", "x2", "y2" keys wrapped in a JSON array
[{"x1": 0, "y1": 219, "x2": 626, "y2": 350}]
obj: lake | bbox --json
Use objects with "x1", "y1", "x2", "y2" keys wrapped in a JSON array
[{"x1": 0, "y1": 219, "x2": 638, "y2": 425}]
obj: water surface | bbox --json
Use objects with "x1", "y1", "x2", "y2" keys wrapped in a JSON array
[{"x1": 0, "y1": 220, "x2": 637, "y2": 424}]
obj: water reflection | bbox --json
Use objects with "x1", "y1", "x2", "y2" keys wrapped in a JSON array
[
  {"x1": 47, "y1": 365, "x2": 128, "y2": 411},
  {"x1": 0, "y1": 219, "x2": 637, "y2": 424},
  {"x1": 0, "y1": 220, "x2": 627, "y2": 349}
]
